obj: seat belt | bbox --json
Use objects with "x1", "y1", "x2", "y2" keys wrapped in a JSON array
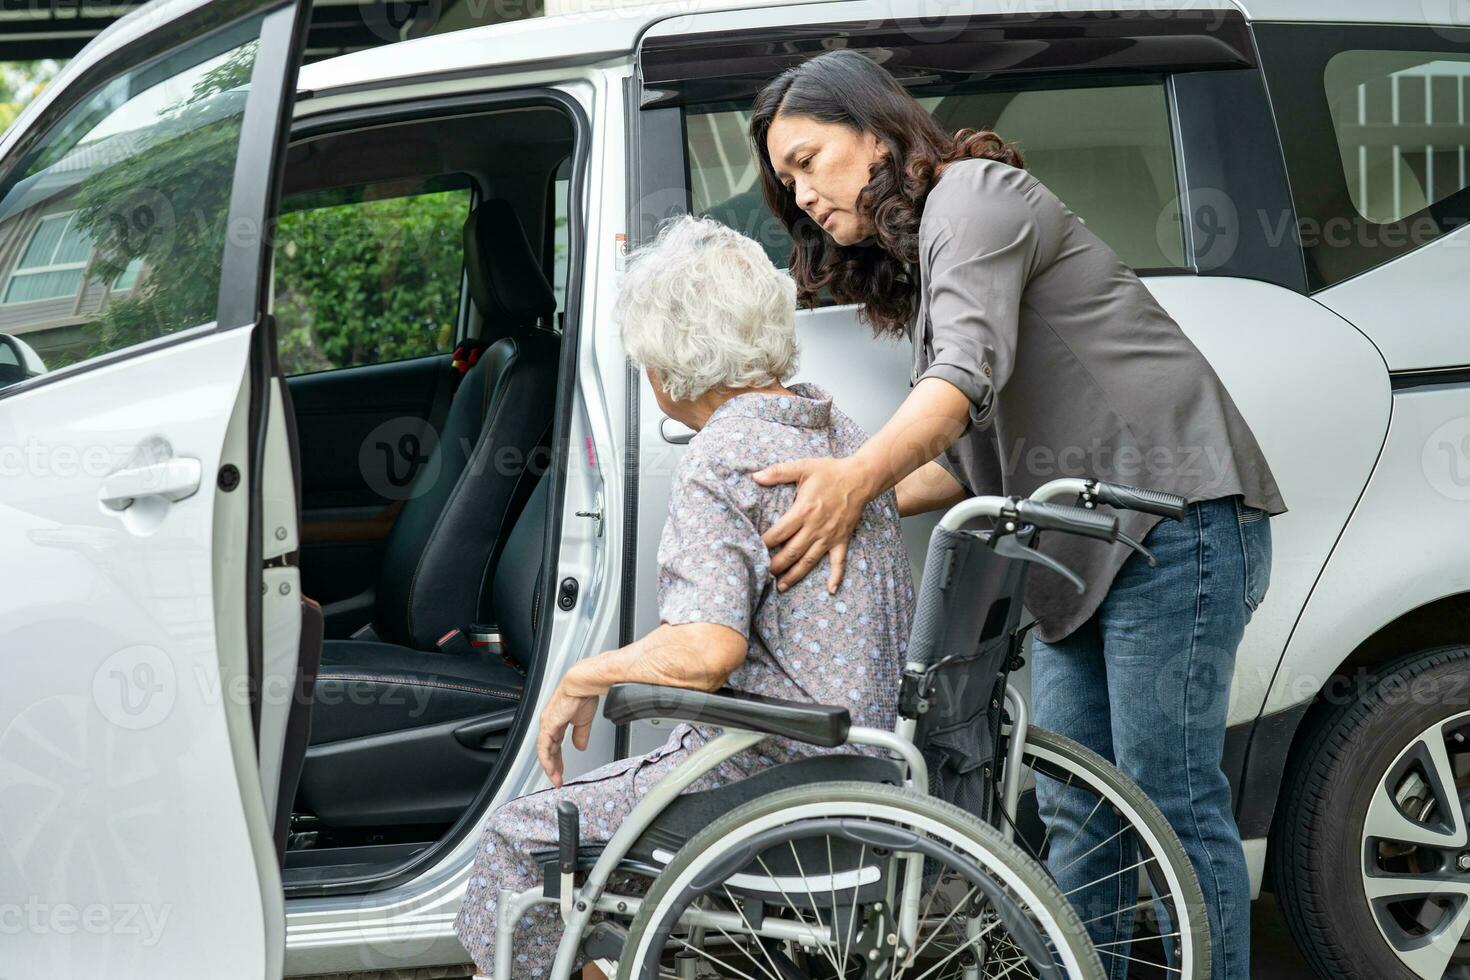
[{"x1": 449, "y1": 337, "x2": 492, "y2": 395}]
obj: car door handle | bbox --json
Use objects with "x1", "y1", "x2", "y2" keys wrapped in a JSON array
[
  {"x1": 99, "y1": 457, "x2": 203, "y2": 511},
  {"x1": 659, "y1": 416, "x2": 694, "y2": 445}
]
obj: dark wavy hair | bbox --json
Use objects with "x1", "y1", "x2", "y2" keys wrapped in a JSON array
[{"x1": 750, "y1": 50, "x2": 1024, "y2": 337}]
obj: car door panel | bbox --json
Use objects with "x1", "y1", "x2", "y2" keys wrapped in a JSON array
[
  {"x1": 0, "y1": 1, "x2": 312, "y2": 976},
  {"x1": 0, "y1": 329, "x2": 273, "y2": 977},
  {"x1": 288, "y1": 353, "x2": 452, "y2": 608}
]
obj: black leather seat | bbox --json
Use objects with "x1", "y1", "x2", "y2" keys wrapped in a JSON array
[
  {"x1": 297, "y1": 477, "x2": 552, "y2": 828},
  {"x1": 294, "y1": 198, "x2": 561, "y2": 830},
  {"x1": 365, "y1": 197, "x2": 560, "y2": 651}
]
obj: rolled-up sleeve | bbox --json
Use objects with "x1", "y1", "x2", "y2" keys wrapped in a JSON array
[
  {"x1": 656, "y1": 451, "x2": 768, "y2": 638},
  {"x1": 918, "y1": 161, "x2": 1044, "y2": 431}
]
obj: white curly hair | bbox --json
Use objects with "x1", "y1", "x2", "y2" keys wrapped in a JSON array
[{"x1": 615, "y1": 214, "x2": 799, "y2": 403}]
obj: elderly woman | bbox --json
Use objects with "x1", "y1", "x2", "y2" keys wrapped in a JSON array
[{"x1": 452, "y1": 214, "x2": 916, "y2": 979}]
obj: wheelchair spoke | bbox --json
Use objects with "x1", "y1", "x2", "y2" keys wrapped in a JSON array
[
  {"x1": 784, "y1": 839, "x2": 848, "y2": 978},
  {"x1": 1035, "y1": 770, "x2": 1076, "y2": 859},
  {"x1": 716, "y1": 883, "x2": 790, "y2": 980},
  {"x1": 842, "y1": 843, "x2": 866, "y2": 974},
  {"x1": 1061, "y1": 854, "x2": 1156, "y2": 899},
  {"x1": 670, "y1": 933, "x2": 774, "y2": 980},
  {"x1": 1075, "y1": 895, "x2": 1159, "y2": 928},
  {"x1": 1050, "y1": 823, "x2": 1131, "y2": 877},
  {"x1": 1086, "y1": 930, "x2": 1184, "y2": 976},
  {"x1": 1090, "y1": 948, "x2": 1183, "y2": 975},
  {"x1": 905, "y1": 917, "x2": 1003, "y2": 980},
  {"x1": 1058, "y1": 796, "x2": 1106, "y2": 858},
  {"x1": 905, "y1": 885, "x2": 981, "y2": 965}
]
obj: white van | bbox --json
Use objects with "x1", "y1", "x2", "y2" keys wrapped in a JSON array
[{"x1": 0, "y1": 0, "x2": 1465, "y2": 976}]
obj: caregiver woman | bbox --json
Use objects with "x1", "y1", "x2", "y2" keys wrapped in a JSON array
[{"x1": 748, "y1": 50, "x2": 1286, "y2": 980}]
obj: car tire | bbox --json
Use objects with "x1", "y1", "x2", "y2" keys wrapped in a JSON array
[{"x1": 1270, "y1": 645, "x2": 1470, "y2": 980}]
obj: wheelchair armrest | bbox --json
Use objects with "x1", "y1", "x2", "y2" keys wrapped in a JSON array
[{"x1": 603, "y1": 683, "x2": 851, "y2": 748}]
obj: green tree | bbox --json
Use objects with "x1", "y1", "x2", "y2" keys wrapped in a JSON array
[
  {"x1": 273, "y1": 188, "x2": 469, "y2": 376},
  {"x1": 0, "y1": 60, "x2": 63, "y2": 134}
]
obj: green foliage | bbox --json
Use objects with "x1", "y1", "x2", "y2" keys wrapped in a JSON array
[
  {"x1": 0, "y1": 60, "x2": 63, "y2": 133},
  {"x1": 273, "y1": 188, "x2": 470, "y2": 376}
]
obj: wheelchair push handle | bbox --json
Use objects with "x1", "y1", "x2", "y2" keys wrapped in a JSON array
[
  {"x1": 1013, "y1": 499, "x2": 1118, "y2": 543},
  {"x1": 1087, "y1": 480, "x2": 1188, "y2": 520}
]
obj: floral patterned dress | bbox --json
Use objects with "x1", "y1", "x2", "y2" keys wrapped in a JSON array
[{"x1": 453, "y1": 382, "x2": 915, "y2": 977}]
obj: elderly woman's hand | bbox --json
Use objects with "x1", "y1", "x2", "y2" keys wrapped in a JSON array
[
  {"x1": 537, "y1": 681, "x2": 599, "y2": 788},
  {"x1": 753, "y1": 455, "x2": 876, "y2": 593}
]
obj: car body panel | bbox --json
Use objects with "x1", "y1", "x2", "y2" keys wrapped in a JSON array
[
  {"x1": 0, "y1": 327, "x2": 275, "y2": 977},
  {"x1": 1263, "y1": 395, "x2": 1470, "y2": 715},
  {"x1": 1311, "y1": 220, "x2": 1470, "y2": 372}
]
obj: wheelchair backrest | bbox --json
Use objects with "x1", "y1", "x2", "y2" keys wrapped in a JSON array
[{"x1": 907, "y1": 522, "x2": 1033, "y2": 824}]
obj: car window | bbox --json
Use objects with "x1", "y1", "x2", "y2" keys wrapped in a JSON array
[
  {"x1": 0, "y1": 15, "x2": 268, "y2": 376},
  {"x1": 1253, "y1": 24, "x2": 1470, "y2": 289},
  {"x1": 273, "y1": 175, "x2": 471, "y2": 376},
  {"x1": 1324, "y1": 50, "x2": 1470, "y2": 225},
  {"x1": 685, "y1": 78, "x2": 1184, "y2": 288}
]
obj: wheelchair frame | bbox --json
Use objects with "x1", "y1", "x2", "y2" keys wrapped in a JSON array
[
  {"x1": 491, "y1": 724, "x2": 932, "y2": 980},
  {"x1": 488, "y1": 477, "x2": 1190, "y2": 980}
]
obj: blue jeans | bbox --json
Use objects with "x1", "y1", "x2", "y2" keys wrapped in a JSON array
[{"x1": 1030, "y1": 494, "x2": 1271, "y2": 980}]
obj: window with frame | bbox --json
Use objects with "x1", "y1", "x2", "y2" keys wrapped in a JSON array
[
  {"x1": 1324, "y1": 50, "x2": 1470, "y2": 225},
  {"x1": 685, "y1": 76, "x2": 1185, "y2": 294},
  {"x1": 273, "y1": 174, "x2": 472, "y2": 376},
  {"x1": 0, "y1": 15, "x2": 268, "y2": 378},
  {"x1": 4, "y1": 211, "x2": 93, "y2": 304},
  {"x1": 1253, "y1": 23, "x2": 1470, "y2": 289}
]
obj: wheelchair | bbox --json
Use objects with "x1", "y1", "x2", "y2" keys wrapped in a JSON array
[{"x1": 486, "y1": 479, "x2": 1209, "y2": 980}]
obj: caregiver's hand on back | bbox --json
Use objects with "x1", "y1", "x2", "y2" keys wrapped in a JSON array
[{"x1": 753, "y1": 376, "x2": 973, "y2": 593}]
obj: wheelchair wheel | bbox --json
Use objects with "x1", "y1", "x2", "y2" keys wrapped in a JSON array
[
  {"x1": 617, "y1": 780, "x2": 1104, "y2": 980},
  {"x1": 1000, "y1": 725, "x2": 1211, "y2": 980}
]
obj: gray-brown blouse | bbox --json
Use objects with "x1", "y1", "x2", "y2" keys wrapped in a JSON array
[{"x1": 911, "y1": 157, "x2": 1287, "y2": 644}]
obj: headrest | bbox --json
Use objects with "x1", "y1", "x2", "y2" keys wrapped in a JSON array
[{"x1": 463, "y1": 198, "x2": 557, "y2": 334}]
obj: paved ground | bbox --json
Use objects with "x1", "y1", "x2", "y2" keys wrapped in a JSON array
[{"x1": 1250, "y1": 892, "x2": 1315, "y2": 978}]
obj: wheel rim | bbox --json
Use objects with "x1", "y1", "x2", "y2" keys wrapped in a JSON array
[
  {"x1": 1361, "y1": 711, "x2": 1470, "y2": 979},
  {"x1": 626, "y1": 797, "x2": 1098, "y2": 980},
  {"x1": 1005, "y1": 732, "x2": 1202, "y2": 979}
]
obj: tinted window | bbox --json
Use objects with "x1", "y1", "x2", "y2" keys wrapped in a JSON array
[
  {"x1": 1254, "y1": 23, "x2": 1470, "y2": 289},
  {"x1": 685, "y1": 77, "x2": 1184, "y2": 287},
  {"x1": 273, "y1": 175, "x2": 471, "y2": 375},
  {"x1": 0, "y1": 16, "x2": 267, "y2": 376},
  {"x1": 1324, "y1": 50, "x2": 1470, "y2": 224}
]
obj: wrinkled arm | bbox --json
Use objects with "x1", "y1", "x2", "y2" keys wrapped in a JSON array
[{"x1": 559, "y1": 622, "x2": 748, "y2": 698}]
